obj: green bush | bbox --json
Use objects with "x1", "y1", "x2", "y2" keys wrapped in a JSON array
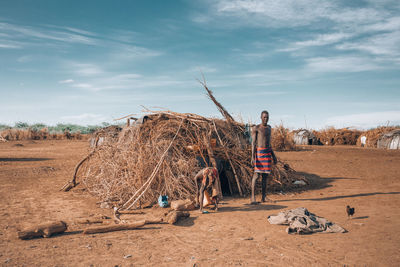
[
  {"x1": 0, "y1": 122, "x2": 118, "y2": 134},
  {"x1": 0, "y1": 124, "x2": 11, "y2": 130},
  {"x1": 15, "y1": 122, "x2": 29, "y2": 129}
]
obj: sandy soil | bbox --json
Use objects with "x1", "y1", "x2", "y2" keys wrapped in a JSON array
[{"x1": 0, "y1": 140, "x2": 399, "y2": 266}]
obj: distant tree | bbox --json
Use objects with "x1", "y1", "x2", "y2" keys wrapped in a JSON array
[
  {"x1": 15, "y1": 122, "x2": 30, "y2": 129},
  {"x1": 31, "y1": 123, "x2": 47, "y2": 131},
  {"x1": 0, "y1": 124, "x2": 11, "y2": 130}
]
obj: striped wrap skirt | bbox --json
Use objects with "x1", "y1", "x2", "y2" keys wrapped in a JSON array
[{"x1": 254, "y1": 147, "x2": 272, "y2": 174}]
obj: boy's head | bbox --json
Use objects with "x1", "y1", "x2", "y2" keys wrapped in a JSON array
[{"x1": 261, "y1": 110, "x2": 269, "y2": 125}]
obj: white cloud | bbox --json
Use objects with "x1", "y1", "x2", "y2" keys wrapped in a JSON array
[
  {"x1": 325, "y1": 111, "x2": 400, "y2": 129},
  {"x1": 336, "y1": 30, "x2": 400, "y2": 56},
  {"x1": 72, "y1": 83, "x2": 93, "y2": 89},
  {"x1": 199, "y1": 0, "x2": 393, "y2": 30},
  {"x1": 187, "y1": 66, "x2": 218, "y2": 74},
  {"x1": 224, "y1": 91, "x2": 287, "y2": 98},
  {"x1": 305, "y1": 56, "x2": 381, "y2": 72},
  {"x1": 363, "y1": 16, "x2": 400, "y2": 32},
  {"x1": 0, "y1": 38, "x2": 24, "y2": 49},
  {"x1": 60, "y1": 113, "x2": 110, "y2": 125},
  {"x1": 17, "y1": 55, "x2": 33, "y2": 62},
  {"x1": 202, "y1": 0, "x2": 400, "y2": 70},
  {"x1": 109, "y1": 44, "x2": 162, "y2": 61},
  {"x1": 70, "y1": 63, "x2": 105, "y2": 76},
  {"x1": 61, "y1": 26, "x2": 97, "y2": 37},
  {"x1": 0, "y1": 42, "x2": 21, "y2": 49},
  {"x1": 279, "y1": 32, "x2": 352, "y2": 52},
  {"x1": 214, "y1": 0, "x2": 334, "y2": 27},
  {"x1": 62, "y1": 68, "x2": 185, "y2": 92},
  {"x1": 59, "y1": 79, "x2": 74, "y2": 84},
  {"x1": 0, "y1": 22, "x2": 97, "y2": 45}
]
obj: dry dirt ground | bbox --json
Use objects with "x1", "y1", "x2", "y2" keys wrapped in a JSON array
[{"x1": 0, "y1": 140, "x2": 399, "y2": 266}]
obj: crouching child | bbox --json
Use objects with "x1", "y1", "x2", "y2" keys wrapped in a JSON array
[{"x1": 194, "y1": 167, "x2": 221, "y2": 213}]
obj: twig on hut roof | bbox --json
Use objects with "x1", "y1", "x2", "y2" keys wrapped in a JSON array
[
  {"x1": 113, "y1": 114, "x2": 137, "y2": 121},
  {"x1": 141, "y1": 106, "x2": 212, "y2": 123},
  {"x1": 197, "y1": 78, "x2": 235, "y2": 123}
]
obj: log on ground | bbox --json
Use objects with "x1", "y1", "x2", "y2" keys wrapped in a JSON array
[
  {"x1": 170, "y1": 199, "x2": 195, "y2": 211},
  {"x1": 82, "y1": 221, "x2": 146, "y2": 235},
  {"x1": 18, "y1": 221, "x2": 68, "y2": 240},
  {"x1": 165, "y1": 211, "x2": 190, "y2": 224}
]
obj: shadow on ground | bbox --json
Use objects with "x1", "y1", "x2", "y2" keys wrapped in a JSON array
[
  {"x1": 175, "y1": 216, "x2": 197, "y2": 227},
  {"x1": 278, "y1": 191, "x2": 400, "y2": 202},
  {"x1": 220, "y1": 204, "x2": 287, "y2": 213},
  {"x1": 266, "y1": 171, "x2": 400, "y2": 202}
]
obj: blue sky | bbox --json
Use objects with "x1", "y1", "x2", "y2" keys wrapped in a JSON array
[{"x1": 1, "y1": 0, "x2": 399, "y2": 129}]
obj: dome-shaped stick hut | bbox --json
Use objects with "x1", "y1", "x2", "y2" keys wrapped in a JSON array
[
  {"x1": 292, "y1": 129, "x2": 318, "y2": 145},
  {"x1": 377, "y1": 129, "x2": 400, "y2": 149},
  {"x1": 63, "y1": 84, "x2": 307, "y2": 209}
]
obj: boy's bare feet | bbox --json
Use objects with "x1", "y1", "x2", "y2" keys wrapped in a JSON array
[{"x1": 261, "y1": 197, "x2": 276, "y2": 203}]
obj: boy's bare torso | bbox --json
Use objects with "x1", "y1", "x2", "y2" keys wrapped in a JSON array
[{"x1": 254, "y1": 124, "x2": 271, "y2": 148}]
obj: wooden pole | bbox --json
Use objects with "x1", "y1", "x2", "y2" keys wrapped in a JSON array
[
  {"x1": 61, "y1": 150, "x2": 95, "y2": 191},
  {"x1": 83, "y1": 221, "x2": 146, "y2": 235}
]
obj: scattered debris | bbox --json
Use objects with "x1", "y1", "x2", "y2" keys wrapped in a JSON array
[
  {"x1": 99, "y1": 202, "x2": 111, "y2": 209},
  {"x1": 293, "y1": 180, "x2": 307, "y2": 186},
  {"x1": 158, "y1": 195, "x2": 169, "y2": 208},
  {"x1": 268, "y1": 207, "x2": 346, "y2": 234},
  {"x1": 75, "y1": 218, "x2": 105, "y2": 225}
]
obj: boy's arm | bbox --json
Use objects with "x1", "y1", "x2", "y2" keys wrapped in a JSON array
[
  {"x1": 268, "y1": 125, "x2": 277, "y2": 164},
  {"x1": 194, "y1": 169, "x2": 203, "y2": 182},
  {"x1": 251, "y1": 126, "x2": 257, "y2": 165},
  {"x1": 271, "y1": 149, "x2": 277, "y2": 164}
]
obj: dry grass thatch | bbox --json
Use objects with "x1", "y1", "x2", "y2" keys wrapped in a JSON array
[{"x1": 314, "y1": 127, "x2": 361, "y2": 146}]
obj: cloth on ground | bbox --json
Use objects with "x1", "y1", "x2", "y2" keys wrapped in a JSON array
[
  {"x1": 254, "y1": 147, "x2": 272, "y2": 174},
  {"x1": 267, "y1": 207, "x2": 346, "y2": 234},
  {"x1": 202, "y1": 167, "x2": 222, "y2": 200}
]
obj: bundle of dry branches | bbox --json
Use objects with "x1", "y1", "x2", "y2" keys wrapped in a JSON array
[
  {"x1": 271, "y1": 124, "x2": 296, "y2": 151},
  {"x1": 77, "y1": 111, "x2": 306, "y2": 209},
  {"x1": 314, "y1": 127, "x2": 361, "y2": 145},
  {"x1": 0, "y1": 128, "x2": 87, "y2": 141}
]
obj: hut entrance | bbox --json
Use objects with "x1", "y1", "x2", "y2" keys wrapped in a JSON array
[{"x1": 219, "y1": 167, "x2": 233, "y2": 196}]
